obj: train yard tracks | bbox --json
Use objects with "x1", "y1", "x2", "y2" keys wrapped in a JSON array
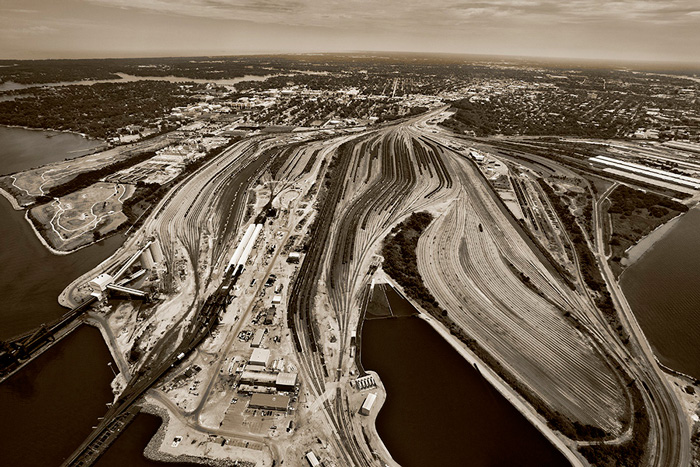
[{"x1": 54, "y1": 109, "x2": 690, "y2": 466}]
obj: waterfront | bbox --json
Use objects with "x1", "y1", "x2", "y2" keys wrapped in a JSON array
[
  {"x1": 0, "y1": 73, "x2": 271, "y2": 92},
  {"x1": 0, "y1": 127, "x2": 201, "y2": 466},
  {"x1": 0, "y1": 326, "x2": 116, "y2": 466},
  {"x1": 0, "y1": 197, "x2": 123, "y2": 339},
  {"x1": 0, "y1": 127, "x2": 123, "y2": 465},
  {"x1": 621, "y1": 206, "x2": 700, "y2": 380},
  {"x1": 0, "y1": 125, "x2": 104, "y2": 176},
  {"x1": 0, "y1": 126, "x2": 123, "y2": 339},
  {"x1": 95, "y1": 414, "x2": 200, "y2": 467},
  {"x1": 361, "y1": 285, "x2": 569, "y2": 467}
]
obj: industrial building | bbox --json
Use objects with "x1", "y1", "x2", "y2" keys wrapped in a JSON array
[
  {"x1": 149, "y1": 239, "x2": 165, "y2": 264},
  {"x1": 249, "y1": 348, "x2": 271, "y2": 367},
  {"x1": 89, "y1": 273, "x2": 114, "y2": 294},
  {"x1": 275, "y1": 372, "x2": 298, "y2": 391},
  {"x1": 469, "y1": 149, "x2": 485, "y2": 162},
  {"x1": 360, "y1": 393, "x2": 377, "y2": 416},
  {"x1": 226, "y1": 223, "x2": 264, "y2": 274},
  {"x1": 240, "y1": 370, "x2": 277, "y2": 387},
  {"x1": 251, "y1": 329, "x2": 266, "y2": 348},
  {"x1": 140, "y1": 247, "x2": 155, "y2": 269},
  {"x1": 287, "y1": 252, "x2": 301, "y2": 263},
  {"x1": 306, "y1": 451, "x2": 321, "y2": 467},
  {"x1": 589, "y1": 155, "x2": 700, "y2": 189},
  {"x1": 249, "y1": 393, "x2": 290, "y2": 411},
  {"x1": 354, "y1": 375, "x2": 376, "y2": 390}
]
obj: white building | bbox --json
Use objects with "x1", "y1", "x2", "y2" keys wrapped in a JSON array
[
  {"x1": 249, "y1": 348, "x2": 271, "y2": 367},
  {"x1": 88, "y1": 273, "x2": 114, "y2": 293},
  {"x1": 360, "y1": 393, "x2": 377, "y2": 416}
]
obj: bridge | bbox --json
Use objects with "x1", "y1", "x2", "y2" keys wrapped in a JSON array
[
  {"x1": 0, "y1": 296, "x2": 97, "y2": 382},
  {"x1": 1, "y1": 244, "x2": 153, "y2": 382}
]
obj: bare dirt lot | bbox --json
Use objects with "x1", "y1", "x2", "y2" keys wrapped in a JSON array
[{"x1": 29, "y1": 182, "x2": 133, "y2": 251}]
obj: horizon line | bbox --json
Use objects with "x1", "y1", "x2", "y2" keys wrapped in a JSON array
[{"x1": 1, "y1": 50, "x2": 699, "y2": 71}]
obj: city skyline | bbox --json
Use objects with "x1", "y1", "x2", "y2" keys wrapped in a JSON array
[{"x1": 1, "y1": 0, "x2": 699, "y2": 65}]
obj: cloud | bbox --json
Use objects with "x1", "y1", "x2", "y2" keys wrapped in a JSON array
[{"x1": 80, "y1": 0, "x2": 700, "y2": 32}]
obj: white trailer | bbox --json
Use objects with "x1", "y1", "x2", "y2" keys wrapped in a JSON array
[
  {"x1": 360, "y1": 392, "x2": 377, "y2": 416},
  {"x1": 305, "y1": 451, "x2": 321, "y2": 467}
]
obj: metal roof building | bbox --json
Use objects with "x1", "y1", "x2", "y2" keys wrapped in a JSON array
[
  {"x1": 275, "y1": 372, "x2": 298, "y2": 390},
  {"x1": 360, "y1": 393, "x2": 377, "y2": 416},
  {"x1": 89, "y1": 273, "x2": 114, "y2": 292},
  {"x1": 240, "y1": 370, "x2": 277, "y2": 387},
  {"x1": 249, "y1": 393, "x2": 290, "y2": 411},
  {"x1": 251, "y1": 329, "x2": 265, "y2": 348},
  {"x1": 249, "y1": 348, "x2": 271, "y2": 367}
]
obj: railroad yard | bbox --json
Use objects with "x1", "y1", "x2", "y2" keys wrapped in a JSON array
[
  {"x1": 2, "y1": 59, "x2": 700, "y2": 467},
  {"x1": 34, "y1": 107, "x2": 691, "y2": 466}
]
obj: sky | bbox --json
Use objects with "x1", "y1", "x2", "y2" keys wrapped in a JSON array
[{"x1": 0, "y1": 0, "x2": 699, "y2": 63}]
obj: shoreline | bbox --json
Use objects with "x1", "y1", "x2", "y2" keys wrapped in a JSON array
[
  {"x1": 23, "y1": 210, "x2": 74, "y2": 256},
  {"x1": 23, "y1": 205, "x2": 124, "y2": 258},
  {"x1": 357, "y1": 370, "x2": 401, "y2": 467},
  {"x1": 0, "y1": 186, "x2": 22, "y2": 210},
  {"x1": 619, "y1": 211, "x2": 686, "y2": 274},
  {"x1": 376, "y1": 277, "x2": 585, "y2": 467},
  {"x1": 0, "y1": 123, "x2": 104, "y2": 142}
]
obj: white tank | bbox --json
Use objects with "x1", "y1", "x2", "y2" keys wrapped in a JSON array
[
  {"x1": 140, "y1": 248, "x2": 155, "y2": 269},
  {"x1": 227, "y1": 224, "x2": 256, "y2": 272}
]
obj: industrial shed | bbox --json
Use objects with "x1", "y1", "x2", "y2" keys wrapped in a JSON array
[
  {"x1": 249, "y1": 393, "x2": 290, "y2": 411},
  {"x1": 249, "y1": 348, "x2": 271, "y2": 367},
  {"x1": 275, "y1": 372, "x2": 298, "y2": 390}
]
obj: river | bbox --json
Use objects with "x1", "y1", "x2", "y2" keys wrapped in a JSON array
[
  {"x1": 361, "y1": 284, "x2": 569, "y2": 467},
  {"x1": 0, "y1": 125, "x2": 104, "y2": 177},
  {"x1": 621, "y1": 206, "x2": 700, "y2": 380},
  {"x1": 0, "y1": 127, "x2": 121, "y2": 339},
  {"x1": 0, "y1": 327, "x2": 117, "y2": 466},
  {"x1": 0, "y1": 73, "x2": 272, "y2": 92},
  {"x1": 0, "y1": 127, "x2": 156, "y2": 466}
]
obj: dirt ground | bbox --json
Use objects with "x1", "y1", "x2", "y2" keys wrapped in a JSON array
[{"x1": 29, "y1": 181, "x2": 134, "y2": 251}]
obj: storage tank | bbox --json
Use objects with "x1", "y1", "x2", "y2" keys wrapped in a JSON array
[
  {"x1": 227, "y1": 224, "x2": 256, "y2": 272},
  {"x1": 149, "y1": 239, "x2": 164, "y2": 264},
  {"x1": 140, "y1": 248, "x2": 155, "y2": 269}
]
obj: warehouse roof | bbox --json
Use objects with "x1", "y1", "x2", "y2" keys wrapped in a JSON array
[
  {"x1": 276, "y1": 372, "x2": 298, "y2": 388},
  {"x1": 249, "y1": 393, "x2": 290, "y2": 411}
]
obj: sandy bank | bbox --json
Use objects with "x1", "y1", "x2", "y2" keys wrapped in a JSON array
[
  {"x1": 621, "y1": 211, "x2": 685, "y2": 271},
  {"x1": 0, "y1": 186, "x2": 22, "y2": 210}
]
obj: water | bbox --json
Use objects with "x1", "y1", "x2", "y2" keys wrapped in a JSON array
[
  {"x1": 0, "y1": 73, "x2": 272, "y2": 92},
  {"x1": 95, "y1": 414, "x2": 200, "y2": 467},
  {"x1": 0, "y1": 326, "x2": 116, "y2": 466},
  {"x1": 621, "y1": 207, "x2": 700, "y2": 380},
  {"x1": 0, "y1": 127, "x2": 122, "y2": 339},
  {"x1": 0, "y1": 127, "x2": 124, "y2": 465},
  {"x1": 361, "y1": 286, "x2": 569, "y2": 467},
  {"x1": 0, "y1": 127, "x2": 190, "y2": 466},
  {"x1": 0, "y1": 125, "x2": 103, "y2": 176},
  {"x1": 0, "y1": 197, "x2": 123, "y2": 339}
]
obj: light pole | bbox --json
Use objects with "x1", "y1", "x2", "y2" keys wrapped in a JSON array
[{"x1": 108, "y1": 362, "x2": 117, "y2": 378}]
